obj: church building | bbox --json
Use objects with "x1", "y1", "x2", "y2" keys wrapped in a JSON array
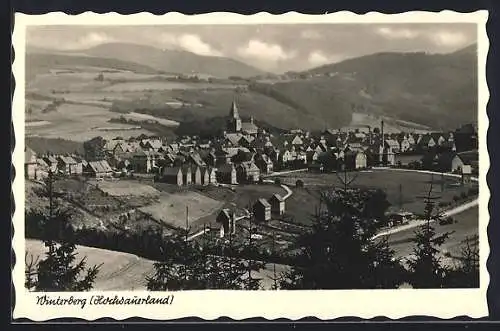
[{"x1": 226, "y1": 99, "x2": 259, "y2": 136}]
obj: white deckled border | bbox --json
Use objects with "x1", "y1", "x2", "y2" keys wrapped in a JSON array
[{"x1": 12, "y1": 10, "x2": 490, "y2": 321}]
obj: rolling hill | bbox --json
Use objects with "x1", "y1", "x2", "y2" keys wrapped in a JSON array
[
  {"x1": 25, "y1": 52, "x2": 160, "y2": 81},
  {"x1": 64, "y1": 42, "x2": 266, "y2": 78},
  {"x1": 284, "y1": 44, "x2": 478, "y2": 130},
  {"x1": 24, "y1": 43, "x2": 478, "y2": 137}
]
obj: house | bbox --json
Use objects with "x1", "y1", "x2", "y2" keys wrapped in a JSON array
[
  {"x1": 216, "y1": 163, "x2": 237, "y2": 184},
  {"x1": 182, "y1": 165, "x2": 192, "y2": 185},
  {"x1": 162, "y1": 166, "x2": 183, "y2": 186},
  {"x1": 57, "y1": 155, "x2": 81, "y2": 175},
  {"x1": 385, "y1": 140, "x2": 400, "y2": 154},
  {"x1": 306, "y1": 150, "x2": 320, "y2": 164},
  {"x1": 255, "y1": 154, "x2": 274, "y2": 174},
  {"x1": 25, "y1": 147, "x2": 37, "y2": 179},
  {"x1": 188, "y1": 152, "x2": 206, "y2": 168},
  {"x1": 85, "y1": 160, "x2": 113, "y2": 178},
  {"x1": 398, "y1": 136, "x2": 411, "y2": 153},
  {"x1": 216, "y1": 209, "x2": 236, "y2": 237},
  {"x1": 206, "y1": 167, "x2": 218, "y2": 185},
  {"x1": 193, "y1": 166, "x2": 203, "y2": 185},
  {"x1": 199, "y1": 167, "x2": 210, "y2": 186},
  {"x1": 451, "y1": 150, "x2": 479, "y2": 174},
  {"x1": 43, "y1": 155, "x2": 59, "y2": 173},
  {"x1": 344, "y1": 150, "x2": 367, "y2": 170},
  {"x1": 129, "y1": 151, "x2": 158, "y2": 173},
  {"x1": 417, "y1": 135, "x2": 436, "y2": 151},
  {"x1": 202, "y1": 150, "x2": 217, "y2": 168},
  {"x1": 431, "y1": 133, "x2": 446, "y2": 146},
  {"x1": 241, "y1": 117, "x2": 259, "y2": 136},
  {"x1": 236, "y1": 162, "x2": 260, "y2": 183},
  {"x1": 253, "y1": 198, "x2": 271, "y2": 222},
  {"x1": 291, "y1": 135, "x2": 304, "y2": 146},
  {"x1": 268, "y1": 194, "x2": 285, "y2": 216}
]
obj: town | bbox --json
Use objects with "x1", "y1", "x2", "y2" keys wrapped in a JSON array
[{"x1": 25, "y1": 99, "x2": 479, "y2": 251}]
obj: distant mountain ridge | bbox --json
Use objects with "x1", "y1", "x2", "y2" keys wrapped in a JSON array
[
  {"x1": 249, "y1": 44, "x2": 478, "y2": 131},
  {"x1": 28, "y1": 42, "x2": 266, "y2": 78}
]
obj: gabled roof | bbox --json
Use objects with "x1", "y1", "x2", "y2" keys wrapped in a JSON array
[
  {"x1": 455, "y1": 150, "x2": 479, "y2": 165},
  {"x1": 385, "y1": 139, "x2": 400, "y2": 148},
  {"x1": 239, "y1": 161, "x2": 260, "y2": 172},
  {"x1": 225, "y1": 133, "x2": 243, "y2": 146},
  {"x1": 418, "y1": 135, "x2": 435, "y2": 145},
  {"x1": 189, "y1": 152, "x2": 206, "y2": 167},
  {"x1": 58, "y1": 155, "x2": 77, "y2": 165},
  {"x1": 217, "y1": 208, "x2": 232, "y2": 221},
  {"x1": 270, "y1": 193, "x2": 284, "y2": 202},
  {"x1": 241, "y1": 122, "x2": 259, "y2": 134},
  {"x1": 25, "y1": 147, "x2": 37, "y2": 164},
  {"x1": 255, "y1": 198, "x2": 271, "y2": 208},
  {"x1": 88, "y1": 160, "x2": 112, "y2": 174},
  {"x1": 36, "y1": 157, "x2": 48, "y2": 167}
]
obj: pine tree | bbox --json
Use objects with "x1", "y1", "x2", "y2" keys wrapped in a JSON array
[
  {"x1": 146, "y1": 228, "x2": 205, "y2": 291},
  {"x1": 280, "y1": 188, "x2": 406, "y2": 289},
  {"x1": 26, "y1": 170, "x2": 101, "y2": 291},
  {"x1": 445, "y1": 234, "x2": 480, "y2": 288},
  {"x1": 407, "y1": 182, "x2": 452, "y2": 288}
]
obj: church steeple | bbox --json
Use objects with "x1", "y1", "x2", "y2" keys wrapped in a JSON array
[
  {"x1": 227, "y1": 98, "x2": 242, "y2": 133},
  {"x1": 230, "y1": 98, "x2": 240, "y2": 120}
]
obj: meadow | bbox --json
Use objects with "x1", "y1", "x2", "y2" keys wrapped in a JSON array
[
  {"x1": 275, "y1": 169, "x2": 478, "y2": 216},
  {"x1": 25, "y1": 103, "x2": 155, "y2": 141},
  {"x1": 139, "y1": 191, "x2": 224, "y2": 229}
]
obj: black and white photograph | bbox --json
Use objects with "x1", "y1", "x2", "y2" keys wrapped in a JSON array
[{"x1": 12, "y1": 11, "x2": 489, "y2": 320}]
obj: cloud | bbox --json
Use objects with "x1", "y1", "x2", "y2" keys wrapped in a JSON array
[
  {"x1": 237, "y1": 39, "x2": 296, "y2": 61},
  {"x1": 376, "y1": 27, "x2": 420, "y2": 39},
  {"x1": 300, "y1": 30, "x2": 322, "y2": 39},
  {"x1": 428, "y1": 31, "x2": 468, "y2": 47},
  {"x1": 307, "y1": 51, "x2": 343, "y2": 67},
  {"x1": 30, "y1": 32, "x2": 116, "y2": 50},
  {"x1": 159, "y1": 33, "x2": 222, "y2": 56},
  {"x1": 308, "y1": 51, "x2": 330, "y2": 66}
]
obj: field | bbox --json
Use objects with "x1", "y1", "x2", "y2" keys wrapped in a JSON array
[
  {"x1": 275, "y1": 169, "x2": 478, "y2": 216},
  {"x1": 123, "y1": 112, "x2": 180, "y2": 127},
  {"x1": 102, "y1": 81, "x2": 235, "y2": 92},
  {"x1": 90, "y1": 180, "x2": 160, "y2": 198},
  {"x1": 139, "y1": 191, "x2": 224, "y2": 228},
  {"x1": 25, "y1": 103, "x2": 155, "y2": 141}
]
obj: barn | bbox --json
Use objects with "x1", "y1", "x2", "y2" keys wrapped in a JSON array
[{"x1": 253, "y1": 198, "x2": 271, "y2": 222}]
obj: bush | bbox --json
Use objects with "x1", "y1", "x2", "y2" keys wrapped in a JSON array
[
  {"x1": 274, "y1": 178, "x2": 282, "y2": 185},
  {"x1": 296, "y1": 179, "x2": 304, "y2": 188}
]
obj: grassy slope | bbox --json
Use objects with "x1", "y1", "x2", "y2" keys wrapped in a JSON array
[
  {"x1": 26, "y1": 53, "x2": 160, "y2": 81},
  {"x1": 297, "y1": 48, "x2": 477, "y2": 130}
]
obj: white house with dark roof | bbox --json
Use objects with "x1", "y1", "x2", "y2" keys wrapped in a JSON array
[{"x1": 25, "y1": 147, "x2": 37, "y2": 179}]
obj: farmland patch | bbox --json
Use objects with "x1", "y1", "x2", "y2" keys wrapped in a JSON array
[{"x1": 139, "y1": 191, "x2": 224, "y2": 228}]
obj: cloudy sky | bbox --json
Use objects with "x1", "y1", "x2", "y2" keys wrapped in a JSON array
[{"x1": 27, "y1": 24, "x2": 477, "y2": 73}]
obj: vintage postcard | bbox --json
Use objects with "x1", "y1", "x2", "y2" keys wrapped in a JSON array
[{"x1": 12, "y1": 11, "x2": 490, "y2": 321}]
